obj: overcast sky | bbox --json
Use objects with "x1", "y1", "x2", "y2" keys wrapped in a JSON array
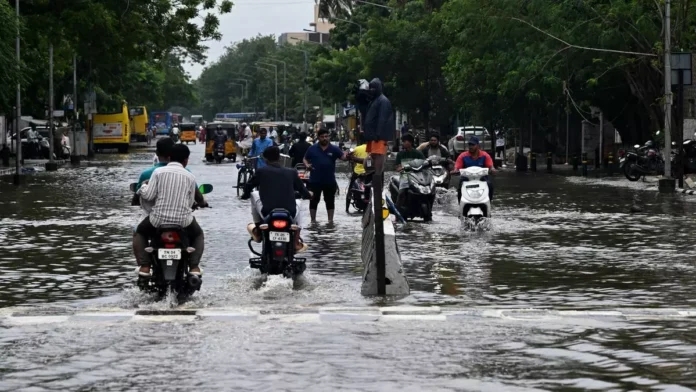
[{"x1": 184, "y1": 0, "x2": 316, "y2": 80}]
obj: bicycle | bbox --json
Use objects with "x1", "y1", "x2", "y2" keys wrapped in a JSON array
[{"x1": 236, "y1": 156, "x2": 259, "y2": 196}]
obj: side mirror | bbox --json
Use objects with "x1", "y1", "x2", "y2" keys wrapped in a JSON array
[
  {"x1": 129, "y1": 183, "x2": 137, "y2": 192},
  {"x1": 199, "y1": 184, "x2": 214, "y2": 194}
]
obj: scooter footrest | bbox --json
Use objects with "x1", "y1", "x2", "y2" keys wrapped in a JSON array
[{"x1": 249, "y1": 258, "x2": 263, "y2": 269}]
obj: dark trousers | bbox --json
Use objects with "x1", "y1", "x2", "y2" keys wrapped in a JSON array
[
  {"x1": 134, "y1": 217, "x2": 204, "y2": 268},
  {"x1": 309, "y1": 183, "x2": 338, "y2": 210}
]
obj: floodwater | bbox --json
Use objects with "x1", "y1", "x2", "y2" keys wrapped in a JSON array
[{"x1": 1, "y1": 143, "x2": 696, "y2": 390}]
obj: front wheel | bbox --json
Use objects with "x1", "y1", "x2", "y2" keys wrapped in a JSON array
[
  {"x1": 624, "y1": 162, "x2": 641, "y2": 181},
  {"x1": 237, "y1": 169, "x2": 248, "y2": 197}
]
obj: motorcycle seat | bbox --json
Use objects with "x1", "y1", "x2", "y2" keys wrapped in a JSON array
[
  {"x1": 158, "y1": 225, "x2": 184, "y2": 231},
  {"x1": 265, "y1": 209, "x2": 293, "y2": 221}
]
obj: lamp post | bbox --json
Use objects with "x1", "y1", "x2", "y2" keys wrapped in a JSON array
[
  {"x1": 256, "y1": 61, "x2": 278, "y2": 121},
  {"x1": 287, "y1": 46, "x2": 310, "y2": 124},
  {"x1": 257, "y1": 62, "x2": 278, "y2": 121},
  {"x1": 331, "y1": 17, "x2": 363, "y2": 39},
  {"x1": 229, "y1": 83, "x2": 245, "y2": 112},
  {"x1": 264, "y1": 58, "x2": 287, "y2": 121}
]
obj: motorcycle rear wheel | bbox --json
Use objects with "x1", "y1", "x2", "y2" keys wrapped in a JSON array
[{"x1": 624, "y1": 163, "x2": 641, "y2": 181}]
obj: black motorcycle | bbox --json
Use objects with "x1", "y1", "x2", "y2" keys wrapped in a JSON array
[
  {"x1": 620, "y1": 140, "x2": 665, "y2": 181},
  {"x1": 346, "y1": 175, "x2": 371, "y2": 213},
  {"x1": 213, "y1": 142, "x2": 225, "y2": 164},
  {"x1": 129, "y1": 183, "x2": 213, "y2": 300},
  {"x1": 249, "y1": 208, "x2": 307, "y2": 279},
  {"x1": 388, "y1": 158, "x2": 437, "y2": 222}
]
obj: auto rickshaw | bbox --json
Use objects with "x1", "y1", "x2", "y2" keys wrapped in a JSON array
[
  {"x1": 205, "y1": 122, "x2": 237, "y2": 162},
  {"x1": 179, "y1": 122, "x2": 197, "y2": 145}
]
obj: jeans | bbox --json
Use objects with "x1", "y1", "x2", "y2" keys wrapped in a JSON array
[
  {"x1": 133, "y1": 216, "x2": 205, "y2": 268},
  {"x1": 250, "y1": 191, "x2": 303, "y2": 228}
]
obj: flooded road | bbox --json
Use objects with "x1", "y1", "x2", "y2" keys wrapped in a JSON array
[{"x1": 1, "y1": 143, "x2": 696, "y2": 390}]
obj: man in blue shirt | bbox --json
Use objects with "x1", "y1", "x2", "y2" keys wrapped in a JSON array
[
  {"x1": 249, "y1": 128, "x2": 274, "y2": 169},
  {"x1": 303, "y1": 128, "x2": 349, "y2": 224}
]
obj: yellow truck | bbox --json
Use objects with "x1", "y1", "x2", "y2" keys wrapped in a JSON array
[
  {"x1": 92, "y1": 105, "x2": 130, "y2": 153},
  {"x1": 128, "y1": 106, "x2": 149, "y2": 143}
]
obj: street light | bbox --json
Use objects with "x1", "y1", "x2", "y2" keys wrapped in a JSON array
[
  {"x1": 229, "y1": 82, "x2": 245, "y2": 111},
  {"x1": 256, "y1": 62, "x2": 278, "y2": 121},
  {"x1": 331, "y1": 17, "x2": 363, "y2": 39},
  {"x1": 286, "y1": 46, "x2": 310, "y2": 123},
  {"x1": 263, "y1": 58, "x2": 287, "y2": 121}
]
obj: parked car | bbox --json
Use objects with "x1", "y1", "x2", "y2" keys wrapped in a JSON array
[
  {"x1": 6, "y1": 126, "x2": 52, "y2": 157},
  {"x1": 448, "y1": 126, "x2": 492, "y2": 156}
]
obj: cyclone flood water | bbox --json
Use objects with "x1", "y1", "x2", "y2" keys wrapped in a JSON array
[{"x1": 1, "y1": 143, "x2": 695, "y2": 391}]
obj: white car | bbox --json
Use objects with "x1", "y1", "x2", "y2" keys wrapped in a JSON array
[
  {"x1": 6, "y1": 127, "x2": 51, "y2": 154},
  {"x1": 448, "y1": 126, "x2": 492, "y2": 157}
]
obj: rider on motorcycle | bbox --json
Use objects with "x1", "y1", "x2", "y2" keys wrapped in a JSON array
[
  {"x1": 395, "y1": 133, "x2": 426, "y2": 210},
  {"x1": 288, "y1": 132, "x2": 311, "y2": 167},
  {"x1": 135, "y1": 144, "x2": 206, "y2": 277},
  {"x1": 242, "y1": 146, "x2": 312, "y2": 253},
  {"x1": 451, "y1": 136, "x2": 496, "y2": 202},
  {"x1": 418, "y1": 132, "x2": 451, "y2": 160}
]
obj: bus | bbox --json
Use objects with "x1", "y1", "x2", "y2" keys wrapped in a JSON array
[
  {"x1": 214, "y1": 112, "x2": 265, "y2": 123},
  {"x1": 172, "y1": 113, "x2": 183, "y2": 124},
  {"x1": 92, "y1": 104, "x2": 130, "y2": 153},
  {"x1": 129, "y1": 106, "x2": 149, "y2": 142},
  {"x1": 150, "y1": 111, "x2": 173, "y2": 135},
  {"x1": 191, "y1": 115, "x2": 204, "y2": 126}
]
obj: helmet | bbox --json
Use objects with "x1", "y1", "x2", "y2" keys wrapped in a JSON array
[{"x1": 241, "y1": 122, "x2": 247, "y2": 127}]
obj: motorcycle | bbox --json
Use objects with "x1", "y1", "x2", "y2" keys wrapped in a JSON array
[
  {"x1": 458, "y1": 167, "x2": 491, "y2": 226},
  {"x1": 129, "y1": 183, "x2": 214, "y2": 300},
  {"x1": 388, "y1": 158, "x2": 437, "y2": 222},
  {"x1": 346, "y1": 174, "x2": 371, "y2": 213},
  {"x1": 428, "y1": 155, "x2": 451, "y2": 189},
  {"x1": 295, "y1": 163, "x2": 310, "y2": 184},
  {"x1": 620, "y1": 140, "x2": 665, "y2": 181},
  {"x1": 248, "y1": 207, "x2": 307, "y2": 279},
  {"x1": 213, "y1": 142, "x2": 226, "y2": 164}
]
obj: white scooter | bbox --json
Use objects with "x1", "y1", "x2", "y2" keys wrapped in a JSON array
[{"x1": 458, "y1": 167, "x2": 491, "y2": 226}]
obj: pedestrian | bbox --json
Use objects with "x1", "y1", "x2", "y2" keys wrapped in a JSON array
[
  {"x1": 303, "y1": 128, "x2": 350, "y2": 224},
  {"x1": 362, "y1": 78, "x2": 394, "y2": 174},
  {"x1": 250, "y1": 128, "x2": 273, "y2": 169}
]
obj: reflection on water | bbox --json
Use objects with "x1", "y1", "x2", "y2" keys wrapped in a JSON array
[
  {"x1": 2, "y1": 146, "x2": 696, "y2": 310},
  {"x1": 0, "y1": 315, "x2": 695, "y2": 390}
]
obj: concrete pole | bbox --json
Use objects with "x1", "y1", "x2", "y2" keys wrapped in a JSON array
[
  {"x1": 14, "y1": 0, "x2": 22, "y2": 184},
  {"x1": 73, "y1": 55, "x2": 78, "y2": 160},
  {"x1": 599, "y1": 110, "x2": 603, "y2": 165},
  {"x1": 664, "y1": 0, "x2": 673, "y2": 181},
  {"x1": 282, "y1": 62, "x2": 286, "y2": 121},
  {"x1": 48, "y1": 44, "x2": 55, "y2": 165}
]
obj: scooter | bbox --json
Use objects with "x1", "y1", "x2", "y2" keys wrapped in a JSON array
[
  {"x1": 129, "y1": 183, "x2": 214, "y2": 300},
  {"x1": 458, "y1": 167, "x2": 491, "y2": 226},
  {"x1": 428, "y1": 156, "x2": 451, "y2": 189},
  {"x1": 388, "y1": 158, "x2": 437, "y2": 222},
  {"x1": 248, "y1": 208, "x2": 307, "y2": 279}
]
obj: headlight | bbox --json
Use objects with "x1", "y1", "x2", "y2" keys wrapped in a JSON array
[
  {"x1": 466, "y1": 189, "x2": 484, "y2": 198},
  {"x1": 419, "y1": 185, "x2": 431, "y2": 193}
]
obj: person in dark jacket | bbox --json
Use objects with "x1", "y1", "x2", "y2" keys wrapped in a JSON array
[
  {"x1": 363, "y1": 78, "x2": 394, "y2": 157},
  {"x1": 241, "y1": 146, "x2": 312, "y2": 252},
  {"x1": 288, "y1": 132, "x2": 311, "y2": 167}
]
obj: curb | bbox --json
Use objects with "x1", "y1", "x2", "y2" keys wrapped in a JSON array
[
  {"x1": 2, "y1": 307, "x2": 695, "y2": 325},
  {"x1": 676, "y1": 187, "x2": 696, "y2": 195}
]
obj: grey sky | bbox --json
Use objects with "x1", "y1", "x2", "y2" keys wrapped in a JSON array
[{"x1": 184, "y1": 0, "x2": 316, "y2": 80}]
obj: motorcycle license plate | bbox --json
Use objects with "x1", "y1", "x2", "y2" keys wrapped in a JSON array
[
  {"x1": 269, "y1": 231, "x2": 290, "y2": 242},
  {"x1": 158, "y1": 248, "x2": 181, "y2": 260},
  {"x1": 466, "y1": 184, "x2": 480, "y2": 189}
]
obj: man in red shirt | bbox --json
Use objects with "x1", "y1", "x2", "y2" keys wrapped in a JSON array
[{"x1": 451, "y1": 136, "x2": 496, "y2": 202}]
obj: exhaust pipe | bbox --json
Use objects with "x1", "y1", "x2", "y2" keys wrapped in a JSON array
[{"x1": 188, "y1": 273, "x2": 202, "y2": 290}]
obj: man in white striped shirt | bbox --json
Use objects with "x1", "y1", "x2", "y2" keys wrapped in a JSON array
[{"x1": 135, "y1": 144, "x2": 205, "y2": 277}]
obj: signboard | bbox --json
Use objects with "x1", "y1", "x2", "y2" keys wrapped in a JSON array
[
  {"x1": 53, "y1": 110, "x2": 65, "y2": 118},
  {"x1": 93, "y1": 122, "x2": 123, "y2": 139}
]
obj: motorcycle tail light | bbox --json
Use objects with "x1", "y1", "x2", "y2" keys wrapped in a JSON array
[
  {"x1": 456, "y1": 135, "x2": 464, "y2": 141},
  {"x1": 161, "y1": 231, "x2": 180, "y2": 243},
  {"x1": 648, "y1": 150, "x2": 656, "y2": 157},
  {"x1": 618, "y1": 150, "x2": 625, "y2": 158},
  {"x1": 272, "y1": 220, "x2": 288, "y2": 229}
]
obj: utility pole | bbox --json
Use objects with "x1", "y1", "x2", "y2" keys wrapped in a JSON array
[
  {"x1": 257, "y1": 62, "x2": 278, "y2": 121},
  {"x1": 564, "y1": 81, "x2": 570, "y2": 165},
  {"x1": 267, "y1": 59, "x2": 287, "y2": 121},
  {"x1": 661, "y1": 0, "x2": 674, "y2": 192},
  {"x1": 14, "y1": 0, "x2": 22, "y2": 185},
  {"x1": 46, "y1": 43, "x2": 57, "y2": 171},
  {"x1": 287, "y1": 46, "x2": 309, "y2": 124},
  {"x1": 72, "y1": 54, "x2": 79, "y2": 164}
]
